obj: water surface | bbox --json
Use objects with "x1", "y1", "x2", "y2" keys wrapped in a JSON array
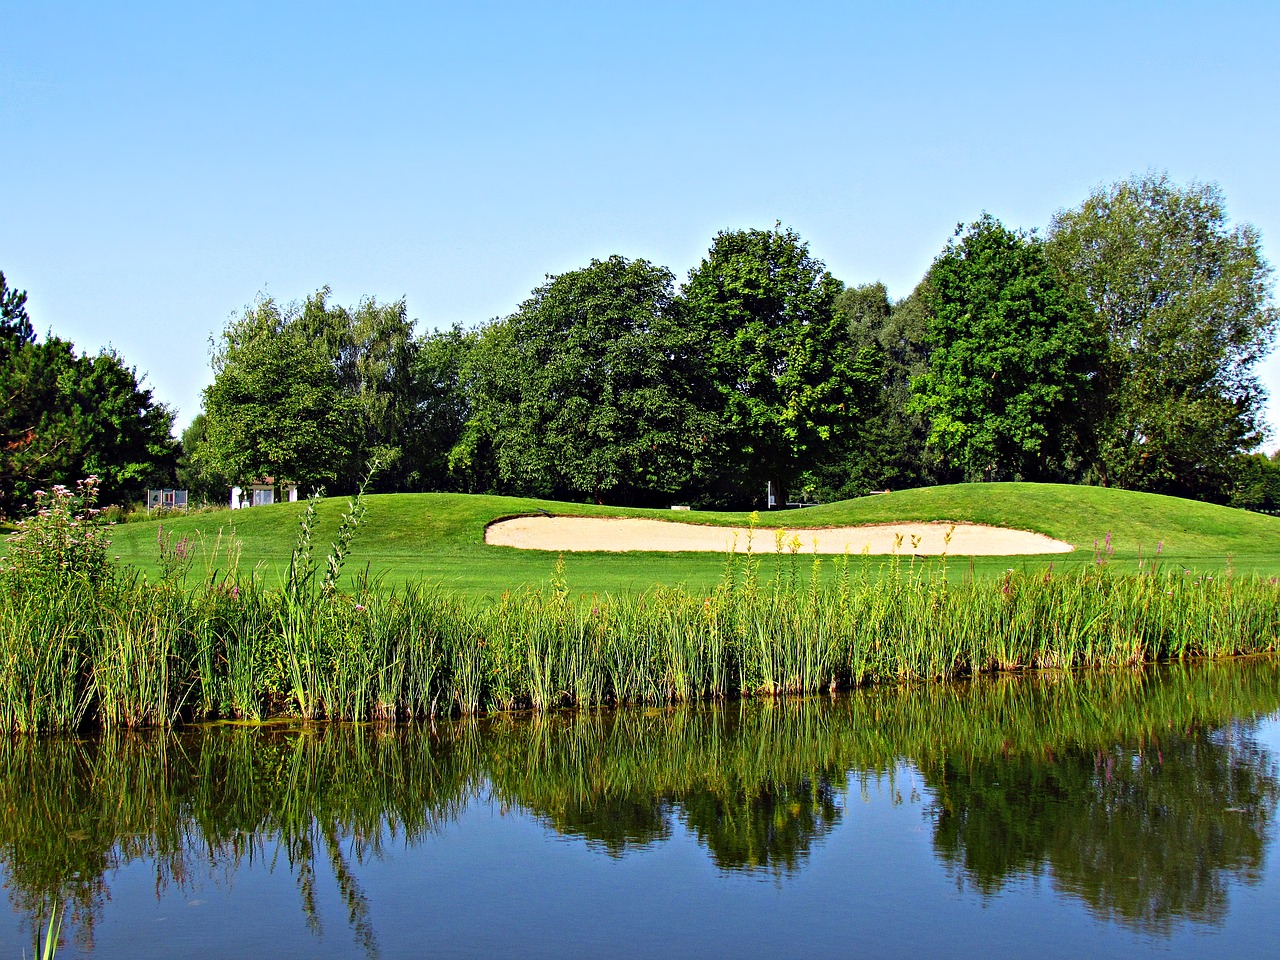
[{"x1": 3, "y1": 659, "x2": 1279, "y2": 958}]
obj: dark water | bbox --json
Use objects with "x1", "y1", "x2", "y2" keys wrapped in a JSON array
[{"x1": 3, "y1": 660, "x2": 1280, "y2": 959}]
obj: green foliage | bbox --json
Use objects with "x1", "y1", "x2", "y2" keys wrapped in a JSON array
[
  {"x1": 175, "y1": 413, "x2": 227, "y2": 504},
  {"x1": 403, "y1": 324, "x2": 475, "y2": 491},
  {"x1": 73, "y1": 348, "x2": 179, "y2": 504},
  {"x1": 1047, "y1": 174, "x2": 1279, "y2": 500},
  {"x1": 0, "y1": 340, "x2": 176, "y2": 514},
  {"x1": 296, "y1": 290, "x2": 418, "y2": 491},
  {"x1": 1228, "y1": 450, "x2": 1280, "y2": 512},
  {"x1": 0, "y1": 478, "x2": 112, "y2": 733},
  {"x1": 909, "y1": 215, "x2": 1104, "y2": 482},
  {"x1": 200, "y1": 294, "x2": 356, "y2": 491},
  {"x1": 453, "y1": 256, "x2": 722, "y2": 504},
  {"x1": 0, "y1": 273, "x2": 177, "y2": 513},
  {"x1": 196, "y1": 287, "x2": 466, "y2": 498},
  {"x1": 810, "y1": 283, "x2": 932, "y2": 498},
  {"x1": 681, "y1": 226, "x2": 858, "y2": 505},
  {"x1": 0, "y1": 270, "x2": 34, "y2": 350}
]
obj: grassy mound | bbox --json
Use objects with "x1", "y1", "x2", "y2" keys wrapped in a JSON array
[{"x1": 104, "y1": 483, "x2": 1280, "y2": 595}]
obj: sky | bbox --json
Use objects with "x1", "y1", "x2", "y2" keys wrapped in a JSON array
[{"x1": 2, "y1": 0, "x2": 1279, "y2": 448}]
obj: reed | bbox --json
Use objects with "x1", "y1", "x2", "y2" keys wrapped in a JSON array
[{"x1": 4, "y1": 482, "x2": 1280, "y2": 730}]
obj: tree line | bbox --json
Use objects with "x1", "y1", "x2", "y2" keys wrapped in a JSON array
[{"x1": 3, "y1": 172, "x2": 1278, "y2": 516}]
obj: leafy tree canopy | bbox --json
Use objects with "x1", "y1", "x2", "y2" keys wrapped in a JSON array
[
  {"x1": 909, "y1": 215, "x2": 1104, "y2": 482},
  {"x1": 681, "y1": 225, "x2": 856, "y2": 505},
  {"x1": 200, "y1": 294, "x2": 355, "y2": 492},
  {"x1": 0, "y1": 271, "x2": 34, "y2": 352},
  {"x1": 808, "y1": 283, "x2": 931, "y2": 499},
  {"x1": 1047, "y1": 174, "x2": 1279, "y2": 500},
  {"x1": 452, "y1": 256, "x2": 721, "y2": 504},
  {"x1": 0, "y1": 272, "x2": 177, "y2": 513}
]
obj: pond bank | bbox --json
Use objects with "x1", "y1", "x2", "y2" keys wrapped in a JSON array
[{"x1": 4, "y1": 548, "x2": 1278, "y2": 731}]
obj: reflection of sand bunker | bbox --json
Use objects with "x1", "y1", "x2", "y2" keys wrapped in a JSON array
[{"x1": 485, "y1": 517, "x2": 1074, "y2": 556}]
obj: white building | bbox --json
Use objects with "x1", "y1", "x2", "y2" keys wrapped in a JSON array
[{"x1": 230, "y1": 478, "x2": 299, "y2": 509}]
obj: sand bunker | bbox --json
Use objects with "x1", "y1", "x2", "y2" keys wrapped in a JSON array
[{"x1": 485, "y1": 516, "x2": 1073, "y2": 556}]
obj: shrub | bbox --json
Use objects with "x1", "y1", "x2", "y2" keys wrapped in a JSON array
[{"x1": 0, "y1": 477, "x2": 114, "y2": 593}]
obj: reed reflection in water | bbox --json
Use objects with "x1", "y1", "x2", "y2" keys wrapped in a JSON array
[{"x1": 0, "y1": 658, "x2": 1277, "y2": 956}]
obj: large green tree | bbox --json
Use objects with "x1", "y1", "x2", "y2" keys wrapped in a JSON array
[
  {"x1": 295, "y1": 290, "x2": 420, "y2": 491},
  {"x1": 807, "y1": 282, "x2": 931, "y2": 499},
  {"x1": 908, "y1": 215, "x2": 1104, "y2": 482},
  {"x1": 681, "y1": 226, "x2": 855, "y2": 506},
  {"x1": 452, "y1": 256, "x2": 721, "y2": 504},
  {"x1": 200, "y1": 296, "x2": 354, "y2": 492},
  {"x1": 0, "y1": 271, "x2": 177, "y2": 513},
  {"x1": 73, "y1": 348, "x2": 179, "y2": 505},
  {"x1": 198, "y1": 288, "x2": 438, "y2": 496},
  {"x1": 1047, "y1": 174, "x2": 1278, "y2": 500}
]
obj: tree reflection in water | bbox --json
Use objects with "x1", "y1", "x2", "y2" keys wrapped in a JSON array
[
  {"x1": 0, "y1": 659, "x2": 1275, "y2": 953},
  {"x1": 926, "y1": 725, "x2": 1277, "y2": 932}
]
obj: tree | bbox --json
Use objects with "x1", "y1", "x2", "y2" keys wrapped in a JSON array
[
  {"x1": 176, "y1": 413, "x2": 229, "y2": 504},
  {"x1": 0, "y1": 271, "x2": 34, "y2": 351},
  {"x1": 1226, "y1": 450, "x2": 1280, "y2": 513},
  {"x1": 908, "y1": 215, "x2": 1104, "y2": 482},
  {"x1": 200, "y1": 296, "x2": 354, "y2": 491},
  {"x1": 72, "y1": 347, "x2": 179, "y2": 505},
  {"x1": 1047, "y1": 174, "x2": 1279, "y2": 500},
  {"x1": 807, "y1": 283, "x2": 932, "y2": 500},
  {"x1": 452, "y1": 256, "x2": 722, "y2": 504},
  {"x1": 681, "y1": 226, "x2": 854, "y2": 506},
  {"x1": 0, "y1": 272, "x2": 176, "y2": 513},
  {"x1": 291, "y1": 289, "x2": 420, "y2": 491},
  {"x1": 402, "y1": 325, "x2": 475, "y2": 492}
]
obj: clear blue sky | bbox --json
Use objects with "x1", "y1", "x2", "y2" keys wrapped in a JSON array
[{"x1": 3, "y1": 1, "x2": 1278, "y2": 447}]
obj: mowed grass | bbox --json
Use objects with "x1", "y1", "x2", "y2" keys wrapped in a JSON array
[{"x1": 103, "y1": 483, "x2": 1280, "y2": 596}]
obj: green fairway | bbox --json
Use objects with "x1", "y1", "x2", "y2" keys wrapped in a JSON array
[{"x1": 103, "y1": 483, "x2": 1280, "y2": 596}]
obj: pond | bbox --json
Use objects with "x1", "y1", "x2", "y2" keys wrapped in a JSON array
[{"x1": 2, "y1": 658, "x2": 1279, "y2": 959}]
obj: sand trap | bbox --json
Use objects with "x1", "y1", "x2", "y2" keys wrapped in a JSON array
[{"x1": 485, "y1": 516, "x2": 1073, "y2": 556}]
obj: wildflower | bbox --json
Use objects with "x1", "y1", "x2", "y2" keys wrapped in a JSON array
[
  {"x1": 354, "y1": 604, "x2": 366, "y2": 612},
  {"x1": 1156, "y1": 541, "x2": 1163, "y2": 556}
]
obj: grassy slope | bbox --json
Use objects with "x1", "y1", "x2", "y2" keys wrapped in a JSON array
[{"x1": 106, "y1": 483, "x2": 1280, "y2": 596}]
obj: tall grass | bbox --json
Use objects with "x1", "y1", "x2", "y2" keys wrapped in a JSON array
[{"x1": 3, "y1": 490, "x2": 1280, "y2": 730}]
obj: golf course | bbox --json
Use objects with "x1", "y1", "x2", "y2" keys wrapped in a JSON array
[{"x1": 107, "y1": 482, "x2": 1280, "y2": 595}]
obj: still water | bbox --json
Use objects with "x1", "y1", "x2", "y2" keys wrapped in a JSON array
[{"x1": 2, "y1": 659, "x2": 1279, "y2": 959}]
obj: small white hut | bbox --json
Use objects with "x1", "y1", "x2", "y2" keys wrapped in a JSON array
[{"x1": 230, "y1": 478, "x2": 299, "y2": 509}]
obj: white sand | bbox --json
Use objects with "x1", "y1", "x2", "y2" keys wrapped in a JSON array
[{"x1": 485, "y1": 516, "x2": 1073, "y2": 556}]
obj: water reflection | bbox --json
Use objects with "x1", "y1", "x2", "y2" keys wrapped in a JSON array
[
  {"x1": 926, "y1": 726, "x2": 1277, "y2": 932},
  {"x1": 1, "y1": 659, "x2": 1277, "y2": 953}
]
